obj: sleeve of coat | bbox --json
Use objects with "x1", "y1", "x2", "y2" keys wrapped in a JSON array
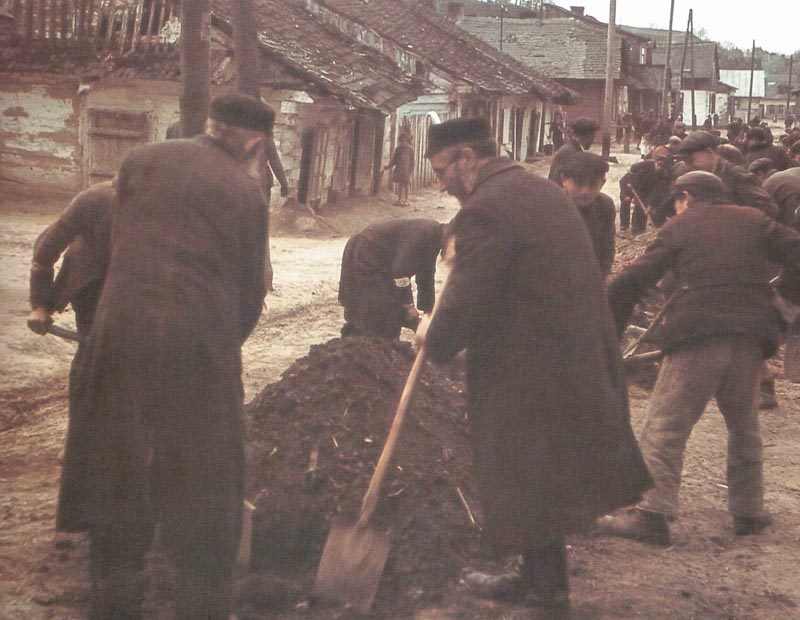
[
  {"x1": 426, "y1": 209, "x2": 507, "y2": 363},
  {"x1": 29, "y1": 193, "x2": 95, "y2": 310},
  {"x1": 599, "y1": 196, "x2": 617, "y2": 277},
  {"x1": 264, "y1": 136, "x2": 289, "y2": 190},
  {"x1": 763, "y1": 218, "x2": 800, "y2": 305},
  {"x1": 607, "y1": 234, "x2": 674, "y2": 336},
  {"x1": 238, "y1": 196, "x2": 268, "y2": 341}
]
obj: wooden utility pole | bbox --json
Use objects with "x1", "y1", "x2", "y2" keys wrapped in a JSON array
[
  {"x1": 747, "y1": 40, "x2": 756, "y2": 123},
  {"x1": 499, "y1": 1, "x2": 506, "y2": 52},
  {"x1": 601, "y1": 0, "x2": 616, "y2": 158},
  {"x1": 689, "y1": 10, "x2": 696, "y2": 128},
  {"x1": 179, "y1": 0, "x2": 211, "y2": 137},
  {"x1": 232, "y1": 0, "x2": 261, "y2": 98},
  {"x1": 786, "y1": 54, "x2": 794, "y2": 120},
  {"x1": 661, "y1": 0, "x2": 675, "y2": 118}
]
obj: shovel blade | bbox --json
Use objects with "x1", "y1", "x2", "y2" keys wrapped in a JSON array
[
  {"x1": 311, "y1": 521, "x2": 391, "y2": 614},
  {"x1": 784, "y1": 318, "x2": 800, "y2": 382}
]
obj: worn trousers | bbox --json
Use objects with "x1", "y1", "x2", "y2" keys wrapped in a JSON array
[{"x1": 637, "y1": 336, "x2": 764, "y2": 518}]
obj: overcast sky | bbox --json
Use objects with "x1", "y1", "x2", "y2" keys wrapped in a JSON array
[{"x1": 551, "y1": 0, "x2": 798, "y2": 56}]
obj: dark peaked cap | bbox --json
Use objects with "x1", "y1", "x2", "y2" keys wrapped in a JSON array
[
  {"x1": 675, "y1": 131, "x2": 719, "y2": 156},
  {"x1": 425, "y1": 117, "x2": 493, "y2": 157},
  {"x1": 671, "y1": 171, "x2": 725, "y2": 200},
  {"x1": 568, "y1": 117, "x2": 599, "y2": 135},
  {"x1": 209, "y1": 93, "x2": 275, "y2": 134}
]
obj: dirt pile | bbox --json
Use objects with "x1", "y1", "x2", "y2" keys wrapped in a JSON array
[{"x1": 242, "y1": 336, "x2": 479, "y2": 617}]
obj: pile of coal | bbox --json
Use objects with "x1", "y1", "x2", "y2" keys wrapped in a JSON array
[{"x1": 243, "y1": 336, "x2": 479, "y2": 616}]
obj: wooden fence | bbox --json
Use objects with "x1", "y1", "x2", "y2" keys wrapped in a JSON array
[{"x1": 8, "y1": 0, "x2": 179, "y2": 53}]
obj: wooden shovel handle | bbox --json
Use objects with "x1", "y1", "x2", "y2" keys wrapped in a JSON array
[{"x1": 357, "y1": 269, "x2": 450, "y2": 526}]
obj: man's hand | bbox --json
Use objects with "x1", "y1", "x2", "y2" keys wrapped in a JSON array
[
  {"x1": 27, "y1": 307, "x2": 53, "y2": 335},
  {"x1": 404, "y1": 304, "x2": 420, "y2": 321}
]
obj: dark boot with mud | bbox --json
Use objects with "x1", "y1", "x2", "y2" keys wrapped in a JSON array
[{"x1": 595, "y1": 507, "x2": 671, "y2": 546}]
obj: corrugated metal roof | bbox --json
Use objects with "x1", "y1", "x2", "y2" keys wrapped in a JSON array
[{"x1": 719, "y1": 69, "x2": 766, "y2": 98}]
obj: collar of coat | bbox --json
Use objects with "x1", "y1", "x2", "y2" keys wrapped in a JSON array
[{"x1": 470, "y1": 158, "x2": 524, "y2": 198}]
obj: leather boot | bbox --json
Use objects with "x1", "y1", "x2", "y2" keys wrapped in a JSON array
[
  {"x1": 733, "y1": 512, "x2": 773, "y2": 536},
  {"x1": 522, "y1": 540, "x2": 570, "y2": 618},
  {"x1": 595, "y1": 508, "x2": 671, "y2": 546}
]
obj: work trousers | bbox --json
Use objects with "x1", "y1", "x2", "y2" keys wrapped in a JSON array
[
  {"x1": 619, "y1": 199, "x2": 648, "y2": 234},
  {"x1": 637, "y1": 336, "x2": 765, "y2": 518}
]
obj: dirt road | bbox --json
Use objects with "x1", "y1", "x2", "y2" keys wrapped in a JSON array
[{"x1": 1, "y1": 149, "x2": 799, "y2": 619}]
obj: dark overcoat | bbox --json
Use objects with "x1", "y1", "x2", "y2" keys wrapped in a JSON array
[
  {"x1": 576, "y1": 192, "x2": 616, "y2": 278},
  {"x1": 58, "y1": 136, "x2": 266, "y2": 533},
  {"x1": 608, "y1": 201, "x2": 800, "y2": 358},
  {"x1": 547, "y1": 138, "x2": 582, "y2": 182},
  {"x1": 338, "y1": 217, "x2": 443, "y2": 338},
  {"x1": 425, "y1": 160, "x2": 651, "y2": 552},
  {"x1": 712, "y1": 158, "x2": 779, "y2": 218},
  {"x1": 30, "y1": 181, "x2": 114, "y2": 333}
]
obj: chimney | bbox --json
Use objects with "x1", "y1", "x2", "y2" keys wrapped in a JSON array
[{"x1": 570, "y1": 6, "x2": 585, "y2": 16}]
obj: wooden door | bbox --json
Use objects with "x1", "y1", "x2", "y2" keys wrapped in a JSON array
[{"x1": 81, "y1": 108, "x2": 155, "y2": 188}]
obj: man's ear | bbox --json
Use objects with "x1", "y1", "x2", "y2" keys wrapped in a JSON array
[{"x1": 459, "y1": 146, "x2": 477, "y2": 164}]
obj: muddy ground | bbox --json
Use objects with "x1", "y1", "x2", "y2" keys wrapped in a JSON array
[{"x1": 1, "y1": 140, "x2": 799, "y2": 619}]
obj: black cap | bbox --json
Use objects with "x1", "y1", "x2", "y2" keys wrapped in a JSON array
[
  {"x1": 745, "y1": 126, "x2": 767, "y2": 141},
  {"x1": 675, "y1": 131, "x2": 719, "y2": 157},
  {"x1": 568, "y1": 117, "x2": 599, "y2": 136},
  {"x1": 559, "y1": 151, "x2": 608, "y2": 181},
  {"x1": 425, "y1": 117, "x2": 493, "y2": 157},
  {"x1": 747, "y1": 157, "x2": 776, "y2": 174},
  {"x1": 209, "y1": 93, "x2": 275, "y2": 134},
  {"x1": 671, "y1": 171, "x2": 725, "y2": 201}
]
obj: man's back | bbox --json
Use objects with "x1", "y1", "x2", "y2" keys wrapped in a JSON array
[{"x1": 108, "y1": 137, "x2": 266, "y2": 341}]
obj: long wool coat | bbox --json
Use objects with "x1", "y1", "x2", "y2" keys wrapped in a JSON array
[
  {"x1": 30, "y1": 180, "x2": 114, "y2": 333},
  {"x1": 338, "y1": 217, "x2": 443, "y2": 337},
  {"x1": 425, "y1": 160, "x2": 651, "y2": 552},
  {"x1": 58, "y1": 136, "x2": 266, "y2": 532}
]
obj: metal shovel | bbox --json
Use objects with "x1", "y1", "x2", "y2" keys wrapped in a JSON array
[{"x1": 311, "y1": 341, "x2": 430, "y2": 612}]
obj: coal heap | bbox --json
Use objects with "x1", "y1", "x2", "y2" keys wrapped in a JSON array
[{"x1": 244, "y1": 336, "x2": 479, "y2": 616}]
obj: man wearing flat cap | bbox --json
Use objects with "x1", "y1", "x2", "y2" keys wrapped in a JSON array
[
  {"x1": 62, "y1": 92, "x2": 268, "y2": 619},
  {"x1": 417, "y1": 117, "x2": 651, "y2": 616},
  {"x1": 547, "y1": 116, "x2": 599, "y2": 183},
  {"x1": 598, "y1": 170, "x2": 800, "y2": 546},
  {"x1": 676, "y1": 131, "x2": 778, "y2": 218}
]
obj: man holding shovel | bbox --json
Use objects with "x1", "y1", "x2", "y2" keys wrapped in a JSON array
[
  {"x1": 597, "y1": 171, "x2": 800, "y2": 545},
  {"x1": 416, "y1": 117, "x2": 651, "y2": 617}
]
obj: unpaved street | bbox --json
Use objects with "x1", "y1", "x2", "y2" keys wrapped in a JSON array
[{"x1": 1, "y1": 151, "x2": 799, "y2": 619}]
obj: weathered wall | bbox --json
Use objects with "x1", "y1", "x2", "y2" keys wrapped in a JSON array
[
  {"x1": 84, "y1": 79, "x2": 181, "y2": 141},
  {"x1": 0, "y1": 73, "x2": 81, "y2": 191}
]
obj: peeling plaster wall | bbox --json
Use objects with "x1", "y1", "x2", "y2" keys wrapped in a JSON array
[
  {"x1": 0, "y1": 73, "x2": 81, "y2": 191},
  {"x1": 84, "y1": 79, "x2": 182, "y2": 141}
]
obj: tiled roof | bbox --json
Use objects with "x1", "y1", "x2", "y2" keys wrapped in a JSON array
[
  {"x1": 458, "y1": 16, "x2": 621, "y2": 81},
  {"x1": 309, "y1": 0, "x2": 577, "y2": 103},
  {"x1": 213, "y1": 0, "x2": 425, "y2": 112}
]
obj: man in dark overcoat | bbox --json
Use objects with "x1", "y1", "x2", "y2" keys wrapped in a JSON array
[
  {"x1": 558, "y1": 151, "x2": 616, "y2": 278},
  {"x1": 676, "y1": 131, "x2": 779, "y2": 218},
  {"x1": 743, "y1": 126, "x2": 791, "y2": 171},
  {"x1": 27, "y1": 180, "x2": 114, "y2": 337},
  {"x1": 547, "y1": 117, "x2": 599, "y2": 183},
  {"x1": 61, "y1": 94, "x2": 269, "y2": 620},
  {"x1": 598, "y1": 172, "x2": 800, "y2": 545},
  {"x1": 338, "y1": 217, "x2": 445, "y2": 339},
  {"x1": 418, "y1": 118, "x2": 651, "y2": 617}
]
